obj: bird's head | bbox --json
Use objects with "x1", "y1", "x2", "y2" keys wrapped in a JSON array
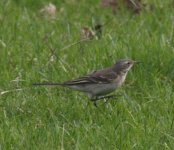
[{"x1": 113, "y1": 59, "x2": 139, "y2": 74}]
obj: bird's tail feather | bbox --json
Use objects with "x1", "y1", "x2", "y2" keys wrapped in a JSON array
[{"x1": 33, "y1": 83, "x2": 64, "y2": 86}]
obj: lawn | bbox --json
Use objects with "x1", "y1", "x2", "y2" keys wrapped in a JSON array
[{"x1": 0, "y1": 0, "x2": 174, "y2": 149}]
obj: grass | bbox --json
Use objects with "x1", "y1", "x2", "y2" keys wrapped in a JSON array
[{"x1": 0, "y1": 0, "x2": 174, "y2": 149}]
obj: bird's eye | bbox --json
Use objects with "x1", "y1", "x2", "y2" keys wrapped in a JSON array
[{"x1": 127, "y1": 62, "x2": 130, "y2": 65}]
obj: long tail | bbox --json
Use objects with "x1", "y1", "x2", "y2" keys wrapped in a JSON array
[{"x1": 33, "y1": 82, "x2": 64, "y2": 86}]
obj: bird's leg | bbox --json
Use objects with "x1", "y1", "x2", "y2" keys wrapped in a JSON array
[
  {"x1": 91, "y1": 95, "x2": 117, "y2": 106},
  {"x1": 90, "y1": 96, "x2": 98, "y2": 107},
  {"x1": 93, "y1": 101, "x2": 97, "y2": 107},
  {"x1": 95, "y1": 95, "x2": 117, "y2": 101}
]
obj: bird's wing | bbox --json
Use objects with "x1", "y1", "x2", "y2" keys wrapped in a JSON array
[{"x1": 63, "y1": 69, "x2": 117, "y2": 85}]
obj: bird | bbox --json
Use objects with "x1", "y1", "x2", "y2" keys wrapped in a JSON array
[{"x1": 33, "y1": 59, "x2": 139, "y2": 106}]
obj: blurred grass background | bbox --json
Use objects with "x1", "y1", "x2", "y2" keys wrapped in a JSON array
[{"x1": 0, "y1": 0, "x2": 174, "y2": 149}]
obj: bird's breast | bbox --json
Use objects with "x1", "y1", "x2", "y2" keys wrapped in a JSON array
[{"x1": 114, "y1": 74, "x2": 127, "y2": 87}]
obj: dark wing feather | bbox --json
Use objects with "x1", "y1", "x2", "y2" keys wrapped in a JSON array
[{"x1": 63, "y1": 69, "x2": 117, "y2": 85}]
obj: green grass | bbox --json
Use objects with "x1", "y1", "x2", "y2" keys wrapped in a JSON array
[{"x1": 0, "y1": 0, "x2": 174, "y2": 149}]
